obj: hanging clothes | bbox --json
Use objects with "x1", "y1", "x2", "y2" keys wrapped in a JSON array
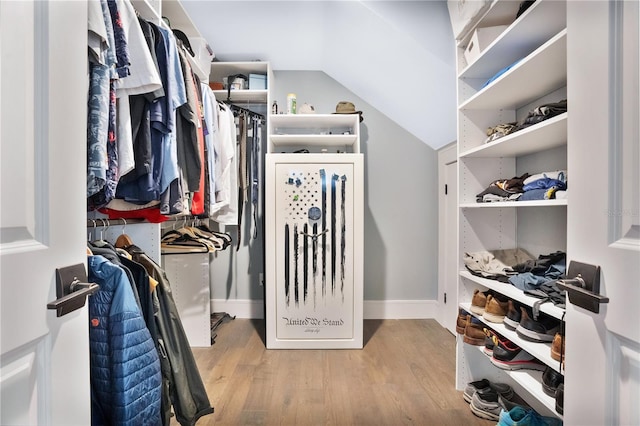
[
  {"x1": 200, "y1": 83, "x2": 219, "y2": 217},
  {"x1": 123, "y1": 244, "x2": 214, "y2": 426},
  {"x1": 87, "y1": 0, "x2": 117, "y2": 201},
  {"x1": 87, "y1": 254, "x2": 163, "y2": 426}
]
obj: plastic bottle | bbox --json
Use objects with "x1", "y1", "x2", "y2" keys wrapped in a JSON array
[{"x1": 287, "y1": 93, "x2": 297, "y2": 114}]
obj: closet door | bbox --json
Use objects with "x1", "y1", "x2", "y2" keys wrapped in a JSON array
[
  {"x1": 565, "y1": 1, "x2": 640, "y2": 424},
  {"x1": 0, "y1": 1, "x2": 89, "y2": 424}
]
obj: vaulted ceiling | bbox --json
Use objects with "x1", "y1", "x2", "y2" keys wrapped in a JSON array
[{"x1": 181, "y1": 0, "x2": 458, "y2": 150}]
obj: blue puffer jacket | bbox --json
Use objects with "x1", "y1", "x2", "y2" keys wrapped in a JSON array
[{"x1": 88, "y1": 255, "x2": 162, "y2": 425}]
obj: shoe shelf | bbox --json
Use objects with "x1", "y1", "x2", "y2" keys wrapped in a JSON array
[
  {"x1": 509, "y1": 365, "x2": 562, "y2": 418},
  {"x1": 460, "y1": 302, "x2": 563, "y2": 374},
  {"x1": 455, "y1": 0, "x2": 567, "y2": 419},
  {"x1": 468, "y1": 343, "x2": 562, "y2": 418},
  {"x1": 459, "y1": 271, "x2": 566, "y2": 320}
]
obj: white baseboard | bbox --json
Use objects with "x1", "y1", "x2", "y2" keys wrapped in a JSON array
[
  {"x1": 363, "y1": 300, "x2": 438, "y2": 319},
  {"x1": 210, "y1": 299, "x2": 437, "y2": 320},
  {"x1": 210, "y1": 299, "x2": 264, "y2": 319}
]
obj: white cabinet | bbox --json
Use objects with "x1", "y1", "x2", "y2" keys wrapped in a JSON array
[
  {"x1": 455, "y1": 0, "x2": 567, "y2": 418},
  {"x1": 265, "y1": 113, "x2": 363, "y2": 349},
  {"x1": 162, "y1": 253, "x2": 211, "y2": 347}
]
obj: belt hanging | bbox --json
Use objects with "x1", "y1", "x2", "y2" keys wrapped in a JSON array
[
  {"x1": 320, "y1": 169, "x2": 327, "y2": 298},
  {"x1": 331, "y1": 173, "x2": 338, "y2": 295},
  {"x1": 294, "y1": 223, "x2": 299, "y2": 307},
  {"x1": 340, "y1": 174, "x2": 347, "y2": 300},
  {"x1": 284, "y1": 223, "x2": 290, "y2": 307},
  {"x1": 303, "y1": 223, "x2": 308, "y2": 304},
  {"x1": 312, "y1": 222, "x2": 318, "y2": 308},
  {"x1": 251, "y1": 117, "x2": 261, "y2": 239}
]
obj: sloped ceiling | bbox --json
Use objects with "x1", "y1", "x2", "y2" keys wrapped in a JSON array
[{"x1": 181, "y1": 0, "x2": 457, "y2": 150}]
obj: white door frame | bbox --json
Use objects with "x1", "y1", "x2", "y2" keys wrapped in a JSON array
[{"x1": 437, "y1": 142, "x2": 457, "y2": 333}]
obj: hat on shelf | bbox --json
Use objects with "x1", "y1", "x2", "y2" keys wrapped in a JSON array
[
  {"x1": 298, "y1": 103, "x2": 316, "y2": 114},
  {"x1": 333, "y1": 101, "x2": 363, "y2": 122}
]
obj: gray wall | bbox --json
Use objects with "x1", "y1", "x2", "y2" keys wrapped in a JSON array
[{"x1": 210, "y1": 70, "x2": 440, "y2": 302}]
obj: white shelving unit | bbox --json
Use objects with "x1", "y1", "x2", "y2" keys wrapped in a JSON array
[
  {"x1": 209, "y1": 61, "x2": 271, "y2": 104},
  {"x1": 269, "y1": 114, "x2": 360, "y2": 153},
  {"x1": 455, "y1": 0, "x2": 567, "y2": 419},
  {"x1": 265, "y1": 112, "x2": 363, "y2": 349}
]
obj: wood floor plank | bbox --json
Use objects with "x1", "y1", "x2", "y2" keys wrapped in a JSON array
[{"x1": 171, "y1": 319, "x2": 494, "y2": 426}]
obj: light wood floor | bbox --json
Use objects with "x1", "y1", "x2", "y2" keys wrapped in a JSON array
[{"x1": 173, "y1": 319, "x2": 494, "y2": 426}]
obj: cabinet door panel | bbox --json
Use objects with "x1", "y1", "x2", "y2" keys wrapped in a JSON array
[{"x1": 273, "y1": 163, "x2": 356, "y2": 340}]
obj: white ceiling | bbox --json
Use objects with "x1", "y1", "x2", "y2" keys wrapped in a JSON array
[{"x1": 181, "y1": 0, "x2": 457, "y2": 150}]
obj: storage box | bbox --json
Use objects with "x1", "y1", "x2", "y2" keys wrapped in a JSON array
[
  {"x1": 463, "y1": 25, "x2": 508, "y2": 65},
  {"x1": 190, "y1": 37, "x2": 214, "y2": 74},
  {"x1": 249, "y1": 73, "x2": 267, "y2": 90}
]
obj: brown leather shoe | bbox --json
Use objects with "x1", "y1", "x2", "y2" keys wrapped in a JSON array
[
  {"x1": 456, "y1": 309, "x2": 469, "y2": 334},
  {"x1": 463, "y1": 315, "x2": 486, "y2": 346},
  {"x1": 551, "y1": 332, "x2": 565, "y2": 362},
  {"x1": 483, "y1": 295, "x2": 509, "y2": 323},
  {"x1": 470, "y1": 289, "x2": 489, "y2": 315}
]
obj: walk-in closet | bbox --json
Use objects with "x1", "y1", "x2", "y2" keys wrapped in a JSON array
[{"x1": 0, "y1": 1, "x2": 638, "y2": 425}]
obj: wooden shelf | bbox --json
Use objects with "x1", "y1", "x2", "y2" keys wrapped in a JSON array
[{"x1": 460, "y1": 29, "x2": 567, "y2": 111}]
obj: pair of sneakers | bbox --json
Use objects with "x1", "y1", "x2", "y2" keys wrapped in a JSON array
[
  {"x1": 464, "y1": 379, "x2": 515, "y2": 421},
  {"x1": 465, "y1": 379, "x2": 562, "y2": 424},
  {"x1": 470, "y1": 289, "x2": 510, "y2": 323},
  {"x1": 504, "y1": 300, "x2": 561, "y2": 343},
  {"x1": 490, "y1": 333, "x2": 546, "y2": 371}
]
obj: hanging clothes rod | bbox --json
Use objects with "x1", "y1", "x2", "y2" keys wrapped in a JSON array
[
  {"x1": 223, "y1": 100, "x2": 265, "y2": 119},
  {"x1": 86, "y1": 218, "x2": 144, "y2": 228}
]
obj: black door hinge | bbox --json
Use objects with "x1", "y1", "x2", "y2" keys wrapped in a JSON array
[
  {"x1": 445, "y1": 184, "x2": 448, "y2": 195},
  {"x1": 444, "y1": 292, "x2": 447, "y2": 304}
]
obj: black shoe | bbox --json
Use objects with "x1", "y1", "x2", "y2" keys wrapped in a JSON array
[
  {"x1": 542, "y1": 366, "x2": 564, "y2": 397},
  {"x1": 555, "y1": 383, "x2": 564, "y2": 414},
  {"x1": 503, "y1": 300, "x2": 522, "y2": 330},
  {"x1": 516, "y1": 308, "x2": 561, "y2": 342}
]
